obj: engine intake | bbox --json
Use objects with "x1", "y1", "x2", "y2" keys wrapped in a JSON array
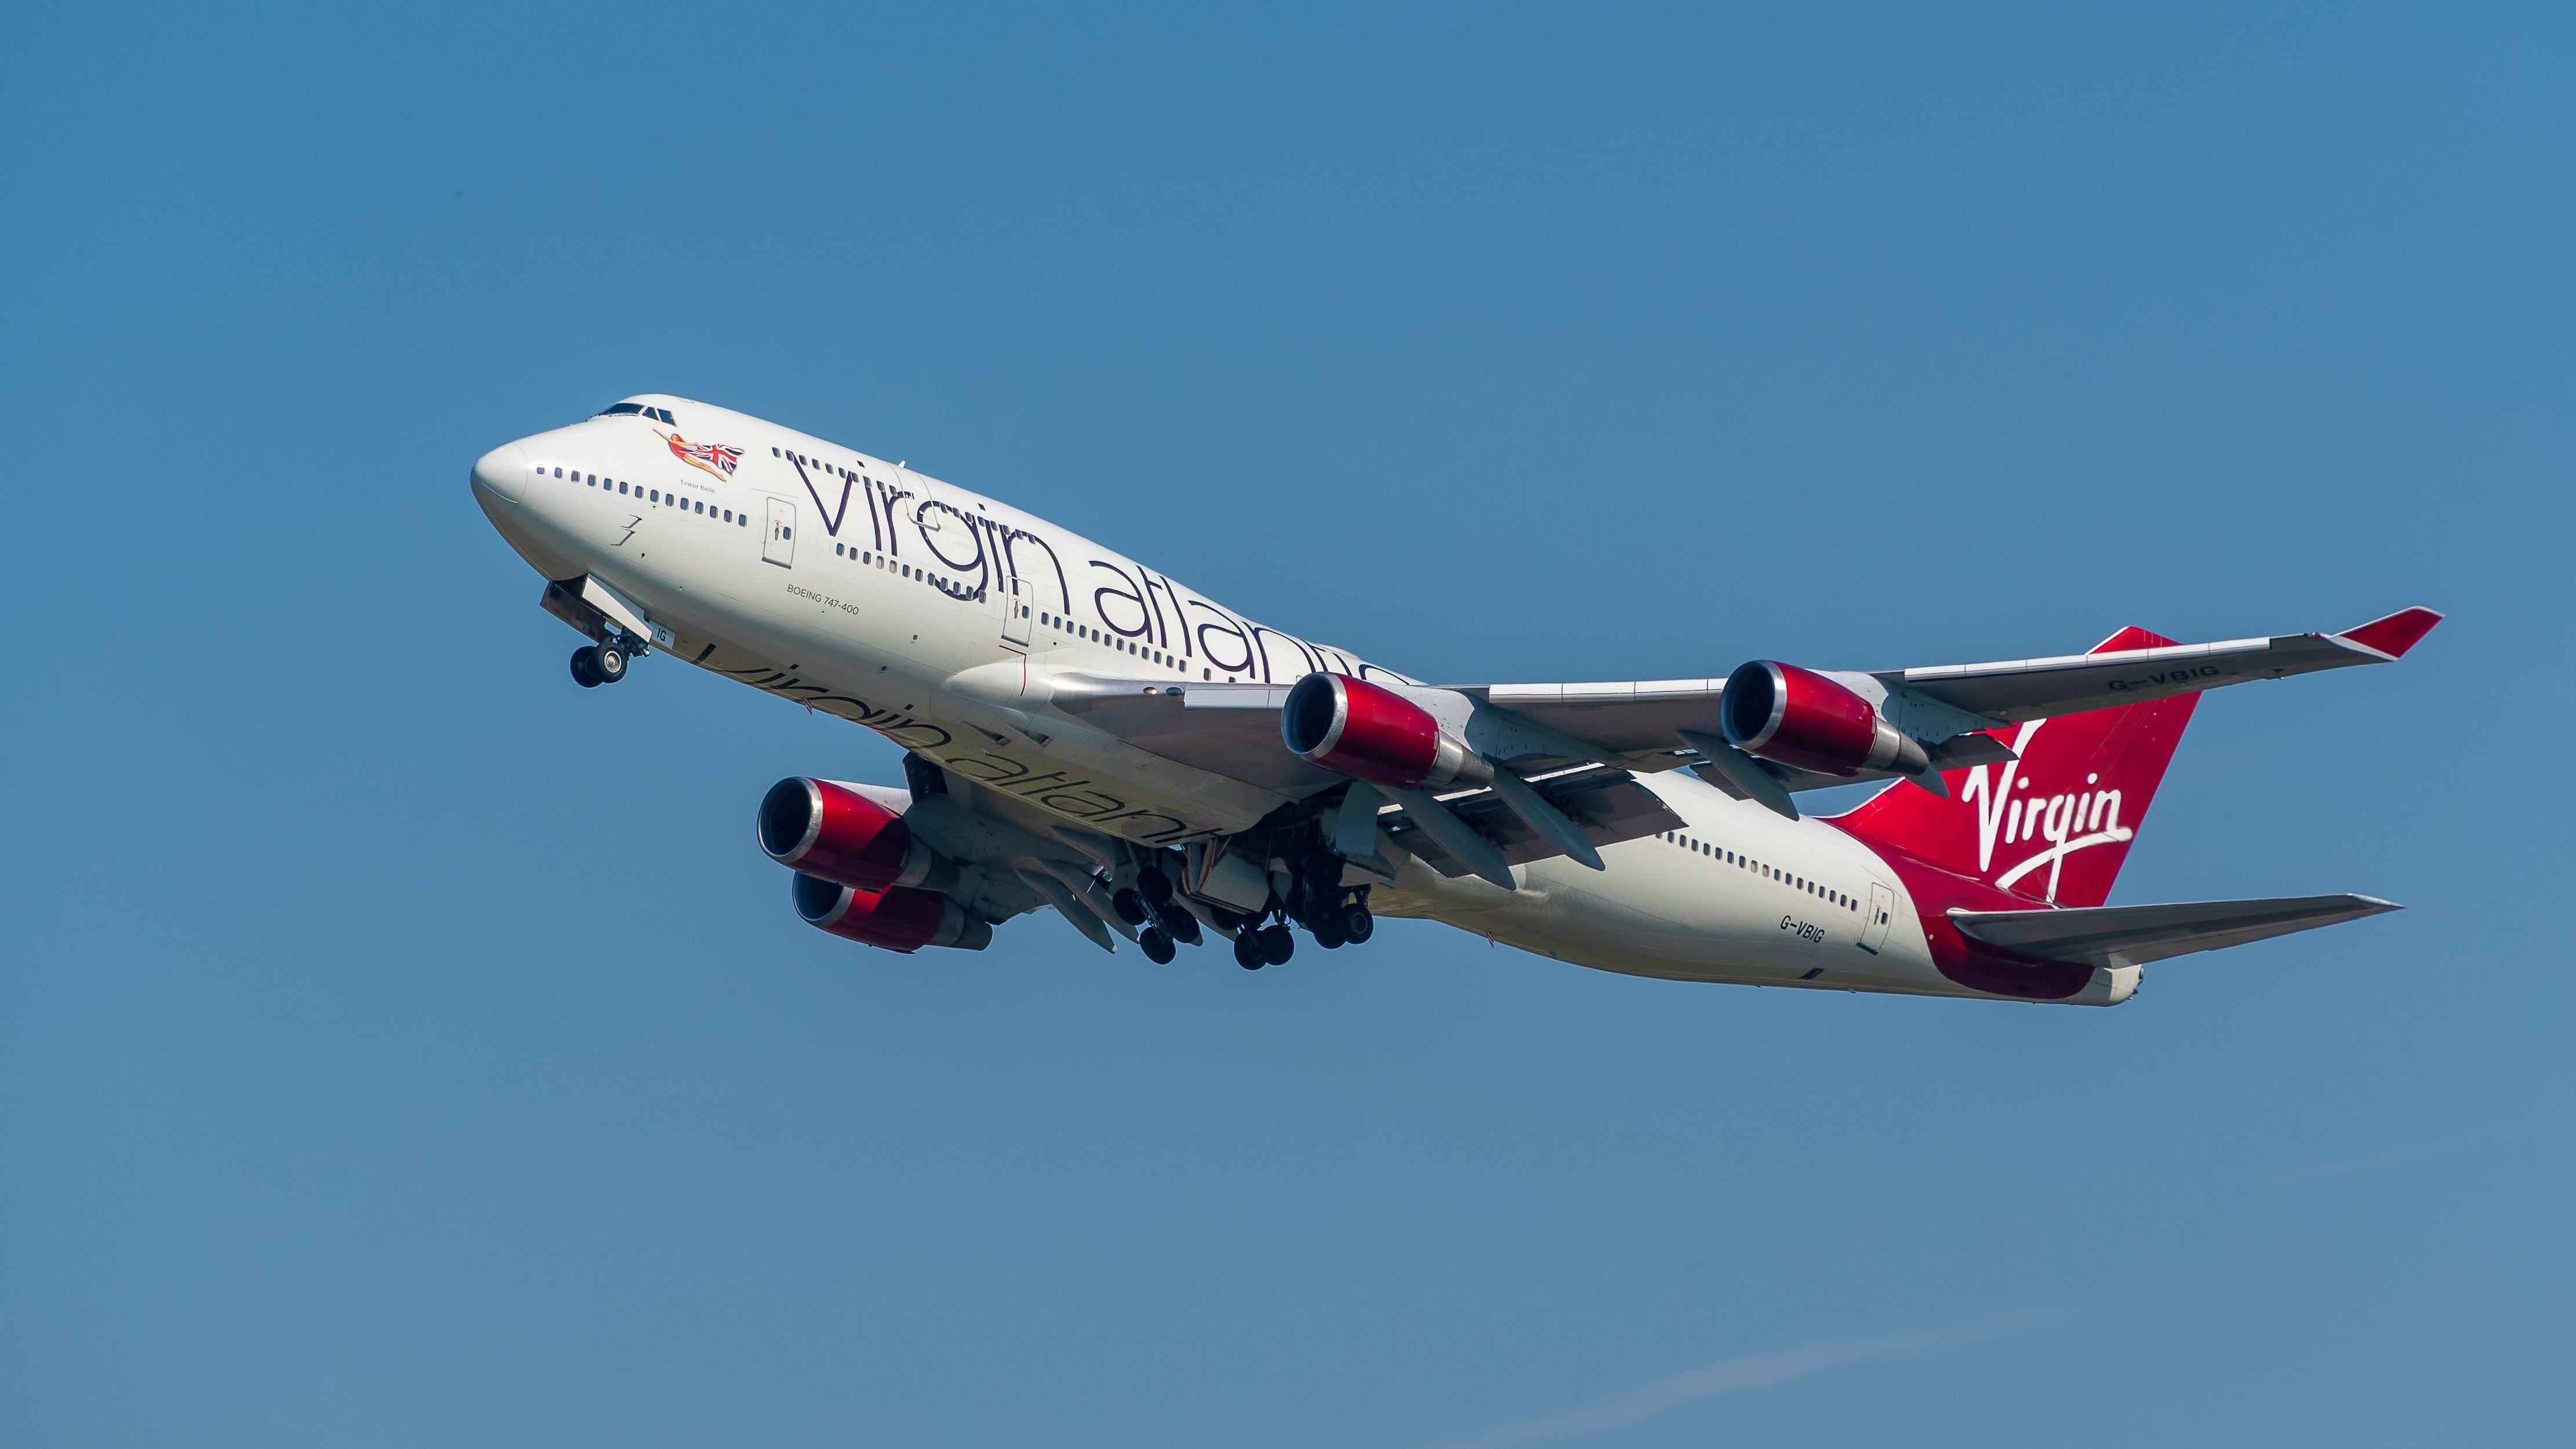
[
  {"x1": 758, "y1": 777, "x2": 953, "y2": 893},
  {"x1": 1720, "y1": 660, "x2": 1931, "y2": 778},
  {"x1": 792, "y1": 872, "x2": 991, "y2": 952},
  {"x1": 1282, "y1": 673, "x2": 1492, "y2": 791}
]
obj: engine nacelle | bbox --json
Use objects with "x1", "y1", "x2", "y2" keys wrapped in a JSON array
[
  {"x1": 1720, "y1": 660, "x2": 1932, "y2": 778},
  {"x1": 792, "y1": 872, "x2": 992, "y2": 952},
  {"x1": 1281, "y1": 673, "x2": 1493, "y2": 791},
  {"x1": 757, "y1": 777, "x2": 954, "y2": 893}
]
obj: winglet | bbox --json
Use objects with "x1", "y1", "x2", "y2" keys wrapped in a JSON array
[{"x1": 2335, "y1": 606, "x2": 2443, "y2": 659}]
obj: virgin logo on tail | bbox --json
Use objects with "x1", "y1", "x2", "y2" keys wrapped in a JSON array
[{"x1": 1956, "y1": 719, "x2": 2134, "y2": 903}]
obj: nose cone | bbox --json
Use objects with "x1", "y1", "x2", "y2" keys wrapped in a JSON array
[{"x1": 470, "y1": 441, "x2": 532, "y2": 507}]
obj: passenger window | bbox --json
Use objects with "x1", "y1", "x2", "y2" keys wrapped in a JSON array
[{"x1": 781, "y1": 527, "x2": 791, "y2": 539}]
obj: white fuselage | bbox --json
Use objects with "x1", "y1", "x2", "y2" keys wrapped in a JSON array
[{"x1": 471, "y1": 395, "x2": 1994, "y2": 1001}]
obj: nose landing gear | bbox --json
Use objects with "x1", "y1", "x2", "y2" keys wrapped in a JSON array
[{"x1": 569, "y1": 640, "x2": 633, "y2": 688}]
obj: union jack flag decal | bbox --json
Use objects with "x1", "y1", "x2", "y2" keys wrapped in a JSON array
[{"x1": 659, "y1": 431, "x2": 743, "y2": 480}]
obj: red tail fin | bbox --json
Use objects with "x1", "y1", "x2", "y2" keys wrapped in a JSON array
[{"x1": 1832, "y1": 627, "x2": 2198, "y2": 908}]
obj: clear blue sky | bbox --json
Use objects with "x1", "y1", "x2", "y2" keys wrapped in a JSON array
[{"x1": 4, "y1": 5, "x2": 2569, "y2": 1445}]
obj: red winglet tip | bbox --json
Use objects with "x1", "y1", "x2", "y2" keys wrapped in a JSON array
[
  {"x1": 2090, "y1": 625, "x2": 2179, "y2": 654},
  {"x1": 2338, "y1": 606, "x2": 2443, "y2": 658}
]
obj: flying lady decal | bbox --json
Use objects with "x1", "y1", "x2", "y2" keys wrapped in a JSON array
[{"x1": 657, "y1": 431, "x2": 743, "y2": 481}]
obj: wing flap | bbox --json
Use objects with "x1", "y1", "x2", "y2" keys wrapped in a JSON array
[
  {"x1": 1949, "y1": 893, "x2": 2400, "y2": 967},
  {"x1": 1380, "y1": 764, "x2": 1683, "y2": 881}
]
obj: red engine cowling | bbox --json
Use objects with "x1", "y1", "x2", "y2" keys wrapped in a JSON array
[
  {"x1": 1720, "y1": 660, "x2": 1932, "y2": 778},
  {"x1": 792, "y1": 872, "x2": 992, "y2": 952},
  {"x1": 1281, "y1": 673, "x2": 1493, "y2": 791},
  {"x1": 758, "y1": 777, "x2": 950, "y2": 892}
]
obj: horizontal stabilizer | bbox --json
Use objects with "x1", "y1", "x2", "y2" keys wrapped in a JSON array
[{"x1": 1949, "y1": 893, "x2": 2400, "y2": 967}]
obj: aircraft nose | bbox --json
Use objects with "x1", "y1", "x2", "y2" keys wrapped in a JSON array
[{"x1": 470, "y1": 441, "x2": 533, "y2": 507}]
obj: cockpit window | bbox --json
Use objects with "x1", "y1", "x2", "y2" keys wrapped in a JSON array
[
  {"x1": 597, "y1": 402, "x2": 645, "y2": 417},
  {"x1": 594, "y1": 403, "x2": 679, "y2": 424}
]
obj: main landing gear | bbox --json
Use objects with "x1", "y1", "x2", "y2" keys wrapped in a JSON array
[
  {"x1": 569, "y1": 640, "x2": 633, "y2": 689},
  {"x1": 1103, "y1": 839, "x2": 1381, "y2": 974},
  {"x1": 1231, "y1": 923, "x2": 1298, "y2": 970},
  {"x1": 1115, "y1": 864, "x2": 1201, "y2": 966}
]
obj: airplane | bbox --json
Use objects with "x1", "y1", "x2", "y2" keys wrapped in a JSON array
[{"x1": 468, "y1": 394, "x2": 2440, "y2": 1007}]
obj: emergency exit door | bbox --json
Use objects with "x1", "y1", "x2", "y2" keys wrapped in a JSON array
[
  {"x1": 762, "y1": 497, "x2": 796, "y2": 567},
  {"x1": 1859, "y1": 882, "x2": 1895, "y2": 954}
]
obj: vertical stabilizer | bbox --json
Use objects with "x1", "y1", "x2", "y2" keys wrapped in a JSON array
[{"x1": 1831, "y1": 627, "x2": 2198, "y2": 908}]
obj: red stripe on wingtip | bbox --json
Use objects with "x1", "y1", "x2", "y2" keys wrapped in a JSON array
[
  {"x1": 2090, "y1": 625, "x2": 2179, "y2": 654},
  {"x1": 2338, "y1": 606, "x2": 2443, "y2": 658}
]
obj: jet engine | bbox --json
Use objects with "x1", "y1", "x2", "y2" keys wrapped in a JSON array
[
  {"x1": 1281, "y1": 673, "x2": 1493, "y2": 791},
  {"x1": 792, "y1": 872, "x2": 992, "y2": 952},
  {"x1": 758, "y1": 777, "x2": 953, "y2": 893},
  {"x1": 1720, "y1": 660, "x2": 1931, "y2": 778}
]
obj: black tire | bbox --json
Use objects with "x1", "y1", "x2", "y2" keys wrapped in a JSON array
[
  {"x1": 1139, "y1": 928, "x2": 1176, "y2": 964},
  {"x1": 1233, "y1": 931, "x2": 1266, "y2": 970},
  {"x1": 1259, "y1": 924, "x2": 1296, "y2": 966},
  {"x1": 1155, "y1": 904, "x2": 1202, "y2": 945},
  {"x1": 1311, "y1": 917, "x2": 1346, "y2": 949},
  {"x1": 1136, "y1": 867, "x2": 1174, "y2": 906},
  {"x1": 1339, "y1": 902, "x2": 1375, "y2": 944},
  {"x1": 570, "y1": 646, "x2": 602, "y2": 687},
  {"x1": 594, "y1": 643, "x2": 629, "y2": 683},
  {"x1": 1110, "y1": 887, "x2": 1150, "y2": 927}
]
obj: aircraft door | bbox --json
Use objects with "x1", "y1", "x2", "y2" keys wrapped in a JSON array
[
  {"x1": 1859, "y1": 882, "x2": 1895, "y2": 954},
  {"x1": 998, "y1": 570, "x2": 1031, "y2": 646},
  {"x1": 762, "y1": 497, "x2": 796, "y2": 567}
]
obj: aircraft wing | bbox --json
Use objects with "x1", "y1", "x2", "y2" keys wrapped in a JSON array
[
  {"x1": 1029, "y1": 606, "x2": 2439, "y2": 862},
  {"x1": 1870, "y1": 606, "x2": 2444, "y2": 723},
  {"x1": 1948, "y1": 893, "x2": 2401, "y2": 967},
  {"x1": 1047, "y1": 680, "x2": 1683, "y2": 882},
  {"x1": 1049, "y1": 679, "x2": 1336, "y2": 792},
  {"x1": 1452, "y1": 605, "x2": 2443, "y2": 745},
  {"x1": 1372, "y1": 763, "x2": 1684, "y2": 883},
  {"x1": 841, "y1": 756, "x2": 1198, "y2": 956}
]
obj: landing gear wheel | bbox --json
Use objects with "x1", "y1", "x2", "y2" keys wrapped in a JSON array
[
  {"x1": 570, "y1": 646, "x2": 602, "y2": 688},
  {"x1": 1338, "y1": 902, "x2": 1375, "y2": 944},
  {"x1": 594, "y1": 642, "x2": 629, "y2": 683},
  {"x1": 1258, "y1": 924, "x2": 1296, "y2": 966},
  {"x1": 1139, "y1": 927, "x2": 1176, "y2": 964},
  {"x1": 1311, "y1": 916, "x2": 1347, "y2": 949},
  {"x1": 1155, "y1": 903, "x2": 1202, "y2": 945},
  {"x1": 1110, "y1": 887, "x2": 1150, "y2": 927},
  {"x1": 1137, "y1": 867, "x2": 1174, "y2": 906},
  {"x1": 1233, "y1": 931, "x2": 1266, "y2": 970}
]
